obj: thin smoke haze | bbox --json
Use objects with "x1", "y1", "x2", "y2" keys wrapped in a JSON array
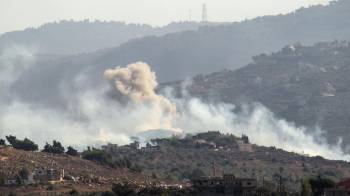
[{"x1": 0, "y1": 48, "x2": 348, "y2": 161}]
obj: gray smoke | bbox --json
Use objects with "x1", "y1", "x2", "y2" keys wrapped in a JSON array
[{"x1": 0, "y1": 49, "x2": 349, "y2": 160}]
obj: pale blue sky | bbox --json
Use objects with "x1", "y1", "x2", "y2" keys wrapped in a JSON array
[{"x1": 0, "y1": 0, "x2": 330, "y2": 34}]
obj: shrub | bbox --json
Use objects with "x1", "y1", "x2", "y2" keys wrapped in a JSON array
[
  {"x1": 0, "y1": 175, "x2": 5, "y2": 186},
  {"x1": 112, "y1": 182, "x2": 137, "y2": 196},
  {"x1": 42, "y1": 140, "x2": 65, "y2": 154},
  {"x1": 130, "y1": 164, "x2": 143, "y2": 173},
  {"x1": 101, "y1": 191, "x2": 116, "y2": 196},
  {"x1": 18, "y1": 167, "x2": 29, "y2": 179},
  {"x1": 309, "y1": 176, "x2": 335, "y2": 196},
  {"x1": 66, "y1": 146, "x2": 78, "y2": 156},
  {"x1": 6, "y1": 135, "x2": 38, "y2": 151},
  {"x1": 69, "y1": 188, "x2": 79, "y2": 195}
]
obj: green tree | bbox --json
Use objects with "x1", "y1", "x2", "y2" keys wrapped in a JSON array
[
  {"x1": 112, "y1": 182, "x2": 137, "y2": 196},
  {"x1": 189, "y1": 168, "x2": 205, "y2": 179},
  {"x1": 0, "y1": 139, "x2": 5, "y2": 145},
  {"x1": 301, "y1": 179, "x2": 312, "y2": 196},
  {"x1": 5, "y1": 135, "x2": 17, "y2": 145},
  {"x1": 0, "y1": 174, "x2": 5, "y2": 186},
  {"x1": 53, "y1": 140, "x2": 65, "y2": 152},
  {"x1": 309, "y1": 175, "x2": 335, "y2": 196},
  {"x1": 6, "y1": 135, "x2": 38, "y2": 151},
  {"x1": 82, "y1": 147, "x2": 112, "y2": 166},
  {"x1": 69, "y1": 189, "x2": 79, "y2": 195},
  {"x1": 151, "y1": 173, "x2": 157, "y2": 179},
  {"x1": 66, "y1": 146, "x2": 78, "y2": 156},
  {"x1": 42, "y1": 140, "x2": 65, "y2": 154},
  {"x1": 19, "y1": 167, "x2": 29, "y2": 179},
  {"x1": 101, "y1": 191, "x2": 116, "y2": 196},
  {"x1": 130, "y1": 164, "x2": 143, "y2": 173}
]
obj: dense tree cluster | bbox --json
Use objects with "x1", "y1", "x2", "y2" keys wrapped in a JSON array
[
  {"x1": 0, "y1": 139, "x2": 5, "y2": 145},
  {"x1": 5, "y1": 135, "x2": 38, "y2": 151},
  {"x1": 2, "y1": 135, "x2": 79, "y2": 156},
  {"x1": 81, "y1": 147, "x2": 142, "y2": 173},
  {"x1": 66, "y1": 146, "x2": 78, "y2": 156},
  {"x1": 18, "y1": 167, "x2": 29, "y2": 179},
  {"x1": 42, "y1": 140, "x2": 65, "y2": 154},
  {"x1": 82, "y1": 147, "x2": 110, "y2": 163},
  {"x1": 308, "y1": 176, "x2": 335, "y2": 196}
]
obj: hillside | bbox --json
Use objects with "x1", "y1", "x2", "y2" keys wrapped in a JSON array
[
  {"x1": 182, "y1": 41, "x2": 350, "y2": 147},
  {"x1": 0, "y1": 20, "x2": 210, "y2": 55},
  {"x1": 1, "y1": 133, "x2": 350, "y2": 193},
  {"x1": 21, "y1": 0, "x2": 350, "y2": 82},
  {"x1": 101, "y1": 131, "x2": 350, "y2": 192},
  {"x1": 6, "y1": 0, "x2": 350, "y2": 110},
  {"x1": 0, "y1": 146, "x2": 146, "y2": 194}
]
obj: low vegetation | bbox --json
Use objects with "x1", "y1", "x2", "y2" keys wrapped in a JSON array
[
  {"x1": 42, "y1": 140, "x2": 65, "y2": 154},
  {"x1": 5, "y1": 135, "x2": 38, "y2": 151},
  {"x1": 0, "y1": 132, "x2": 348, "y2": 195},
  {"x1": 82, "y1": 147, "x2": 142, "y2": 173}
]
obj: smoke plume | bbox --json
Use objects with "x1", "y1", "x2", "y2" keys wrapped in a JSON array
[
  {"x1": 0, "y1": 50, "x2": 349, "y2": 161},
  {"x1": 103, "y1": 62, "x2": 177, "y2": 131}
]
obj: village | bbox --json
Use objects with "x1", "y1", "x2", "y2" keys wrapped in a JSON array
[{"x1": 2, "y1": 132, "x2": 350, "y2": 195}]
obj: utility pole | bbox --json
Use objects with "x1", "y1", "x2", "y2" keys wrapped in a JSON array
[
  {"x1": 212, "y1": 162, "x2": 216, "y2": 177},
  {"x1": 202, "y1": 3, "x2": 208, "y2": 22}
]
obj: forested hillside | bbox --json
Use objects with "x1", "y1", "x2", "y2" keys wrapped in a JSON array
[
  {"x1": 185, "y1": 41, "x2": 350, "y2": 147},
  {"x1": 72, "y1": 0, "x2": 350, "y2": 82},
  {"x1": 96, "y1": 131, "x2": 350, "y2": 192},
  {"x1": 0, "y1": 20, "x2": 209, "y2": 55}
]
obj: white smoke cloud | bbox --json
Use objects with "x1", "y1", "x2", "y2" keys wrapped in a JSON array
[
  {"x1": 166, "y1": 92, "x2": 350, "y2": 160},
  {"x1": 0, "y1": 54, "x2": 348, "y2": 161},
  {"x1": 0, "y1": 45, "x2": 36, "y2": 94},
  {"x1": 103, "y1": 62, "x2": 178, "y2": 131}
]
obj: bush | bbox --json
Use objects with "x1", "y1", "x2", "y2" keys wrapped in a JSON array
[
  {"x1": 69, "y1": 188, "x2": 79, "y2": 195},
  {"x1": 19, "y1": 167, "x2": 29, "y2": 179},
  {"x1": 101, "y1": 191, "x2": 116, "y2": 196},
  {"x1": 301, "y1": 179, "x2": 312, "y2": 196},
  {"x1": 130, "y1": 164, "x2": 143, "y2": 173},
  {"x1": 6, "y1": 135, "x2": 38, "y2": 151},
  {"x1": 0, "y1": 175, "x2": 5, "y2": 186},
  {"x1": 112, "y1": 182, "x2": 137, "y2": 196},
  {"x1": 82, "y1": 148, "x2": 109, "y2": 163},
  {"x1": 82, "y1": 148, "x2": 137, "y2": 170},
  {"x1": 189, "y1": 168, "x2": 205, "y2": 179},
  {"x1": 47, "y1": 184, "x2": 57, "y2": 191},
  {"x1": 0, "y1": 139, "x2": 5, "y2": 145},
  {"x1": 42, "y1": 140, "x2": 65, "y2": 154},
  {"x1": 151, "y1": 173, "x2": 157, "y2": 179},
  {"x1": 309, "y1": 176, "x2": 335, "y2": 196},
  {"x1": 66, "y1": 146, "x2": 78, "y2": 156}
]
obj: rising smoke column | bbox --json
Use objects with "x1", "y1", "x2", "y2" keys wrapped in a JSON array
[
  {"x1": 0, "y1": 54, "x2": 349, "y2": 161},
  {"x1": 104, "y1": 62, "x2": 178, "y2": 131},
  {"x1": 101, "y1": 62, "x2": 350, "y2": 160}
]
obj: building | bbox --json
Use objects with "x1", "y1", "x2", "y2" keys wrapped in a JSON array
[
  {"x1": 4, "y1": 176, "x2": 18, "y2": 186},
  {"x1": 237, "y1": 135, "x2": 253, "y2": 152},
  {"x1": 101, "y1": 143, "x2": 119, "y2": 153},
  {"x1": 33, "y1": 167, "x2": 64, "y2": 184},
  {"x1": 2, "y1": 167, "x2": 64, "y2": 186},
  {"x1": 237, "y1": 141, "x2": 253, "y2": 152},
  {"x1": 192, "y1": 174, "x2": 257, "y2": 196}
]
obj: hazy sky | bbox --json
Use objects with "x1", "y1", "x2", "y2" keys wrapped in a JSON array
[{"x1": 0, "y1": 0, "x2": 330, "y2": 34}]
